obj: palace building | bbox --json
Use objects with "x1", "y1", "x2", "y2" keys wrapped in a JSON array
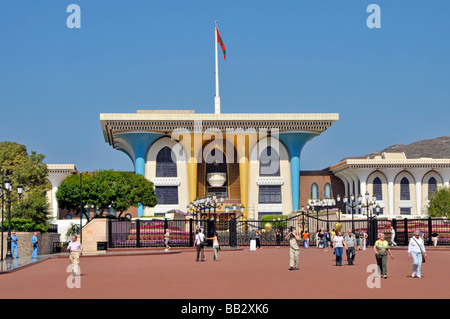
[
  {"x1": 99, "y1": 110, "x2": 339, "y2": 220},
  {"x1": 330, "y1": 147, "x2": 450, "y2": 218}
]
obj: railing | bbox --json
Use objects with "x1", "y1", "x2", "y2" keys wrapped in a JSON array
[{"x1": 108, "y1": 216, "x2": 450, "y2": 249}]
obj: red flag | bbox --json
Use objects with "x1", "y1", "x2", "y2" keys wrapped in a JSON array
[{"x1": 216, "y1": 29, "x2": 226, "y2": 61}]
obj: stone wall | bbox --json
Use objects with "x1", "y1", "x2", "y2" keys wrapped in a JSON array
[
  {"x1": 81, "y1": 219, "x2": 108, "y2": 254},
  {"x1": 1, "y1": 232, "x2": 61, "y2": 258}
]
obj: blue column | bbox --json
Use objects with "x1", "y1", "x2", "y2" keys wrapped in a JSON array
[
  {"x1": 279, "y1": 132, "x2": 318, "y2": 212},
  {"x1": 115, "y1": 132, "x2": 163, "y2": 217}
]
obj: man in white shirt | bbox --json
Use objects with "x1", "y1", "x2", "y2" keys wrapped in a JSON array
[
  {"x1": 391, "y1": 226, "x2": 397, "y2": 247},
  {"x1": 408, "y1": 231, "x2": 427, "y2": 278},
  {"x1": 193, "y1": 230, "x2": 205, "y2": 262},
  {"x1": 67, "y1": 235, "x2": 83, "y2": 276}
]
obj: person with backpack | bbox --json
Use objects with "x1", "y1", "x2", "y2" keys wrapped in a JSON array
[{"x1": 194, "y1": 229, "x2": 206, "y2": 262}]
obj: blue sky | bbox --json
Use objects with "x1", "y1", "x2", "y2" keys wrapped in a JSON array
[{"x1": 0, "y1": 0, "x2": 449, "y2": 172}]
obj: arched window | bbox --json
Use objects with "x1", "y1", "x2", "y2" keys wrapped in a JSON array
[
  {"x1": 259, "y1": 146, "x2": 280, "y2": 176},
  {"x1": 373, "y1": 177, "x2": 383, "y2": 200},
  {"x1": 156, "y1": 146, "x2": 177, "y2": 177},
  {"x1": 324, "y1": 183, "x2": 332, "y2": 198},
  {"x1": 428, "y1": 177, "x2": 437, "y2": 197},
  {"x1": 311, "y1": 183, "x2": 319, "y2": 200},
  {"x1": 400, "y1": 177, "x2": 410, "y2": 200}
]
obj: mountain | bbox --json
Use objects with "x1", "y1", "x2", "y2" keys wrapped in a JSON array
[{"x1": 344, "y1": 136, "x2": 450, "y2": 160}]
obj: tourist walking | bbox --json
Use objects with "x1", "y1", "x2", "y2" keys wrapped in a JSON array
[
  {"x1": 67, "y1": 235, "x2": 83, "y2": 276},
  {"x1": 408, "y1": 231, "x2": 427, "y2": 278},
  {"x1": 11, "y1": 232, "x2": 19, "y2": 258},
  {"x1": 194, "y1": 229, "x2": 206, "y2": 262},
  {"x1": 355, "y1": 230, "x2": 361, "y2": 250},
  {"x1": 302, "y1": 230, "x2": 310, "y2": 249},
  {"x1": 164, "y1": 229, "x2": 170, "y2": 252},
  {"x1": 286, "y1": 228, "x2": 300, "y2": 270},
  {"x1": 373, "y1": 233, "x2": 394, "y2": 279},
  {"x1": 323, "y1": 229, "x2": 329, "y2": 252},
  {"x1": 390, "y1": 226, "x2": 397, "y2": 247},
  {"x1": 361, "y1": 231, "x2": 368, "y2": 250},
  {"x1": 31, "y1": 232, "x2": 38, "y2": 259},
  {"x1": 255, "y1": 230, "x2": 262, "y2": 249},
  {"x1": 206, "y1": 232, "x2": 221, "y2": 261},
  {"x1": 431, "y1": 232, "x2": 439, "y2": 247},
  {"x1": 344, "y1": 229, "x2": 357, "y2": 265},
  {"x1": 332, "y1": 230, "x2": 347, "y2": 266},
  {"x1": 318, "y1": 229, "x2": 324, "y2": 249},
  {"x1": 275, "y1": 229, "x2": 282, "y2": 248}
]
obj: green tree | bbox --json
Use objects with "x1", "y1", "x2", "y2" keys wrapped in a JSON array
[
  {"x1": 56, "y1": 170, "x2": 157, "y2": 219},
  {"x1": 0, "y1": 141, "x2": 51, "y2": 230},
  {"x1": 55, "y1": 172, "x2": 94, "y2": 220},
  {"x1": 427, "y1": 187, "x2": 450, "y2": 218}
]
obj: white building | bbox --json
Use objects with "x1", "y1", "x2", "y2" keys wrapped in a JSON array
[{"x1": 330, "y1": 152, "x2": 450, "y2": 218}]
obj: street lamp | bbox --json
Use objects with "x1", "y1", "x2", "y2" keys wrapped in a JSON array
[
  {"x1": 336, "y1": 194, "x2": 342, "y2": 223},
  {"x1": 3, "y1": 178, "x2": 23, "y2": 260},
  {"x1": 343, "y1": 193, "x2": 362, "y2": 233},
  {"x1": 361, "y1": 192, "x2": 380, "y2": 246}
]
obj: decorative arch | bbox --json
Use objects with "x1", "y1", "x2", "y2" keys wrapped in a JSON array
[
  {"x1": 324, "y1": 183, "x2": 332, "y2": 198},
  {"x1": 197, "y1": 139, "x2": 240, "y2": 199},
  {"x1": 156, "y1": 146, "x2": 177, "y2": 177},
  {"x1": 421, "y1": 170, "x2": 444, "y2": 205},
  {"x1": 311, "y1": 183, "x2": 319, "y2": 200},
  {"x1": 366, "y1": 170, "x2": 389, "y2": 213},
  {"x1": 394, "y1": 171, "x2": 416, "y2": 215}
]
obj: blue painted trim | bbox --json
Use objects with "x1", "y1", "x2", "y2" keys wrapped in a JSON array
[
  {"x1": 115, "y1": 132, "x2": 164, "y2": 216},
  {"x1": 279, "y1": 132, "x2": 318, "y2": 211}
]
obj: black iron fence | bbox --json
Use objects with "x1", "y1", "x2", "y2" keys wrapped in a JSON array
[{"x1": 108, "y1": 216, "x2": 450, "y2": 249}]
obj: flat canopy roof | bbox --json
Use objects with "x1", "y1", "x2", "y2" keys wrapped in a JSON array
[{"x1": 100, "y1": 111, "x2": 339, "y2": 147}]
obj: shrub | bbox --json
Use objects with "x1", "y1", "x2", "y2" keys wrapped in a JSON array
[
  {"x1": 1, "y1": 217, "x2": 49, "y2": 233},
  {"x1": 260, "y1": 215, "x2": 289, "y2": 229}
]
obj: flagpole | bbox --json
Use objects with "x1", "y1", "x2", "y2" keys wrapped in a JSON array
[{"x1": 214, "y1": 20, "x2": 221, "y2": 114}]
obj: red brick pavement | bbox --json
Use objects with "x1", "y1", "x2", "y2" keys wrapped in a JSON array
[{"x1": 0, "y1": 247, "x2": 449, "y2": 299}]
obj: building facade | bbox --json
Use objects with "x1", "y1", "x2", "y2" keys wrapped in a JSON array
[
  {"x1": 100, "y1": 110, "x2": 339, "y2": 220},
  {"x1": 330, "y1": 152, "x2": 450, "y2": 218}
]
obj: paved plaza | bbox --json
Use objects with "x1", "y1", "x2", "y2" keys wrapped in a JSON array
[{"x1": 0, "y1": 246, "x2": 449, "y2": 299}]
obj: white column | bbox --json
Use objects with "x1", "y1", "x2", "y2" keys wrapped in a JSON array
[
  {"x1": 335, "y1": 172, "x2": 349, "y2": 214},
  {"x1": 341, "y1": 171, "x2": 354, "y2": 214},
  {"x1": 416, "y1": 180, "x2": 422, "y2": 215},
  {"x1": 380, "y1": 169, "x2": 401, "y2": 216},
  {"x1": 47, "y1": 173, "x2": 72, "y2": 220},
  {"x1": 354, "y1": 169, "x2": 370, "y2": 204},
  {"x1": 347, "y1": 171, "x2": 361, "y2": 214},
  {"x1": 436, "y1": 169, "x2": 450, "y2": 189},
  {"x1": 411, "y1": 169, "x2": 427, "y2": 216},
  {"x1": 52, "y1": 185, "x2": 59, "y2": 219}
]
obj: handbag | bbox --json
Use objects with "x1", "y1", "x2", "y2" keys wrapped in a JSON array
[{"x1": 412, "y1": 237, "x2": 426, "y2": 263}]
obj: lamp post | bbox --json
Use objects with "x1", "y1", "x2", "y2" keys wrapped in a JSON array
[
  {"x1": 1, "y1": 168, "x2": 5, "y2": 261},
  {"x1": 323, "y1": 197, "x2": 336, "y2": 231},
  {"x1": 343, "y1": 193, "x2": 362, "y2": 233},
  {"x1": 4, "y1": 178, "x2": 23, "y2": 259},
  {"x1": 361, "y1": 191, "x2": 380, "y2": 246},
  {"x1": 335, "y1": 194, "x2": 342, "y2": 223}
]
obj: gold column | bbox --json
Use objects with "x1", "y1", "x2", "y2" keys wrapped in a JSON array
[
  {"x1": 239, "y1": 151, "x2": 249, "y2": 221},
  {"x1": 188, "y1": 133, "x2": 203, "y2": 204},
  {"x1": 230, "y1": 131, "x2": 260, "y2": 221}
]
